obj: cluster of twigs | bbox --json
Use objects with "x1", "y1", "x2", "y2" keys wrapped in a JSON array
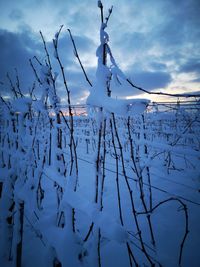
[{"x1": 0, "y1": 22, "x2": 81, "y2": 266}]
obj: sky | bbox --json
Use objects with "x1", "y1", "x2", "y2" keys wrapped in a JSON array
[{"x1": 0, "y1": 0, "x2": 200, "y2": 104}]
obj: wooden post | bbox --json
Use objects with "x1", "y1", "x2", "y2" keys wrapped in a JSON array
[
  {"x1": 16, "y1": 201, "x2": 24, "y2": 267},
  {"x1": 0, "y1": 182, "x2": 3, "y2": 199},
  {"x1": 53, "y1": 258, "x2": 62, "y2": 267}
]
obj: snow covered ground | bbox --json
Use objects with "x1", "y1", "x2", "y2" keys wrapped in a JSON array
[{"x1": 0, "y1": 101, "x2": 200, "y2": 267}]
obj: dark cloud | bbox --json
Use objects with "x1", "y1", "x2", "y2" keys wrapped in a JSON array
[
  {"x1": 110, "y1": 0, "x2": 200, "y2": 84},
  {"x1": 149, "y1": 62, "x2": 167, "y2": 71},
  {"x1": 114, "y1": 32, "x2": 148, "y2": 55},
  {"x1": 150, "y1": 0, "x2": 200, "y2": 48},
  {"x1": 49, "y1": 32, "x2": 95, "y2": 67},
  {"x1": 129, "y1": 71, "x2": 172, "y2": 91},
  {"x1": 0, "y1": 28, "x2": 95, "y2": 103},
  {"x1": 0, "y1": 0, "x2": 199, "y2": 103},
  {"x1": 109, "y1": 71, "x2": 172, "y2": 98},
  {"x1": 9, "y1": 9, "x2": 24, "y2": 21},
  {"x1": 0, "y1": 29, "x2": 41, "y2": 96},
  {"x1": 179, "y1": 59, "x2": 200, "y2": 74},
  {"x1": 44, "y1": 34, "x2": 96, "y2": 103},
  {"x1": 56, "y1": 67, "x2": 95, "y2": 103},
  {"x1": 192, "y1": 78, "x2": 200, "y2": 83}
]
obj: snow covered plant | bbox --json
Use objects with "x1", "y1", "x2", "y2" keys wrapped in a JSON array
[
  {"x1": 86, "y1": 3, "x2": 150, "y2": 117},
  {"x1": 1, "y1": 1, "x2": 200, "y2": 267}
]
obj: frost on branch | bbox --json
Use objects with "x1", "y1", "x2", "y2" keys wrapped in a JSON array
[
  {"x1": 97, "y1": 0, "x2": 103, "y2": 8},
  {"x1": 87, "y1": 4, "x2": 149, "y2": 116}
]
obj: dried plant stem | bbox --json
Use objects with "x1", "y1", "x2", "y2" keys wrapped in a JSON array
[
  {"x1": 83, "y1": 222, "x2": 94, "y2": 242},
  {"x1": 97, "y1": 228, "x2": 101, "y2": 267},
  {"x1": 14, "y1": 68, "x2": 24, "y2": 97},
  {"x1": 110, "y1": 118, "x2": 123, "y2": 225},
  {"x1": 151, "y1": 198, "x2": 189, "y2": 266},
  {"x1": 7, "y1": 73, "x2": 18, "y2": 98},
  {"x1": 127, "y1": 117, "x2": 155, "y2": 245},
  {"x1": 59, "y1": 111, "x2": 78, "y2": 181},
  {"x1": 141, "y1": 114, "x2": 153, "y2": 210},
  {"x1": 110, "y1": 117, "x2": 139, "y2": 266},
  {"x1": 112, "y1": 113, "x2": 155, "y2": 266},
  {"x1": 127, "y1": 78, "x2": 200, "y2": 98},
  {"x1": 0, "y1": 95, "x2": 11, "y2": 111},
  {"x1": 98, "y1": 1, "x2": 104, "y2": 23},
  {"x1": 53, "y1": 27, "x2": 78, "y2": 185},
  {"x1": 100, "y1": 119, "x2": 107, "y2": 211},
  {"x1": 29, "y1": 59, "x2": 42, "y2": 85},
  {"x1": 95, "y1": 114, "x2": 103, "y2": 203},
  {"x1": 67, "y1": 29, "x2": 92, "y2": 87},
  {"x1": 16, "y1": 201, "x2": 24, "y2": 267},
  {"x1": 126, "y1": 242, "x2": 139, "y2": 267}
]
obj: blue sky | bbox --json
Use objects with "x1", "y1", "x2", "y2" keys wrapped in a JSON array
[{"x1": 0, "y1": 0, "x2": 200, "y2": 103}]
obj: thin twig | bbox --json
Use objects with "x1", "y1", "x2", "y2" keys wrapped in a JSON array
[
  {"x1": 0, "y1": 95, "x2": 11, "y2": 111},
  {"x1": 112, "y1": 113, "x2": 156, "y2": 266},
  {"x1": 127, "y1": 78, "x2": 200, "y2": 98},
  {"x1": 145, "y1": 197, "x2": 189, "y2": 266},
  {"x1": 7, "y1": 72, "x2": 18, "y2": 98},
  {"x1": 67, "y1": 29, "x2": 92, "y2": 87},
  {"x1": 15, "y1": 68, "x2": 24, "y2": 97},
  {"x1": 29, "y1": 59, "x2": 42, "y2": 85}
]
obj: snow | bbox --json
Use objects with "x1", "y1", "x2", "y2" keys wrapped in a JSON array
[
  {"x1": 92, "y1": 211, "x2": 129, "y2": 243},
  {"x1": 87, "y1": 92, "x2": 150, "y2": 116},
  {"x1": 40, "y1": 65, "x2": 51, "y2": 78},
  {"x1": 98, "y1": 1, "x2": 102, "y2": 8},
  {"x1": 32, "y1": 99, "x2": 45, "y2": 112},
  {"x1": 87, "y1": 15, "x2": 150, "y2": 117},
  {"x1": 0, "y1": 101, "x2": 200, "y2": 267},
  {"x1": 86, "y1": 57, "x2": 149, "y2": 116},
  {"x1": 12, "y1": 97, "x2": 32, "y2": 113}
]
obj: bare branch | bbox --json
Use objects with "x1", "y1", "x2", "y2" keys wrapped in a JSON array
[
  {"x1": 29, "y1": 59, "x2": 42, "y2": 85},
  {"x1": 0, "y1": 95, "x2": 11, "y2": 111},
  {"x1": 67, "y1": 29, "x2": 93, "y2": 87},
  {"x1": 33, "y1": 56, "x2": 43, "y2": 66},
  {"x1": 98, "y1": 1, "x2": 104, "y2": 23},
  {"x1": 14, "y1": 68, "x2": 24, "y2": 97},
  {"x1": 39, "y1": 31, "x2": 52, "y2": 71},
  {"x1": 7, "y1": 72, "x2": 18, "y2": 98},
  {"x1": 127, "y1": 78, "x2": 200, "y2": 98},
  {"x1": 29, "y1": 82, "x2": 36, "y2": 98},
  {"x1": 105, "y1": 6, "x2": 113, "y2": 26}
]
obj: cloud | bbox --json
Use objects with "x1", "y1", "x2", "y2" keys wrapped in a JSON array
[
  {"x1": 9, "y1": 9, "x2": 24, "y2": 21},
  {"x1": 108, "y1": 70, "x2": 172, "y2": 99},
  {"x1": 109, "y1": 0, "x2": 200, "y2": 78},
  {"x1": 191, "y1": 78, "x2": 200, "y2": 83},
  {"x1": 149, "y1": 62, "x2": 167, "y2": 71},
  {"x1": 179, "y1": 59, "x2": 200, "y2": 74},
  {"x1": 131, "y1": 71, "x2": 172, "y2": 90},
  {"x1": 0, "y1": 29, "x2": 41, "y2": 96},
  {"x1": 0, "y1": 0, "x2": 199, "y2": 103},
  {"x1": 0, "y1": 27, "x2": 96, "y2": 103}
]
